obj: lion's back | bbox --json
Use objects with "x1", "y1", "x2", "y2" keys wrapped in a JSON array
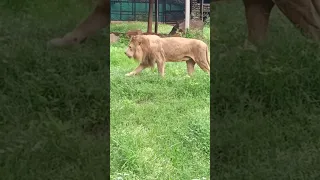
[
  {"x1": 160, "y1": 37, "x2": 207, "y2": 56},
  {"x1": 161, "y1": 37, "x2": 207, "y2": 48}
]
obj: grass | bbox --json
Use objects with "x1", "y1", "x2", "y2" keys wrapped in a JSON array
[
  {"x1": 212, "y1": 1, "x2": 320, "y2": 179},
  {"x1": 110, "y1": 22, "x2": 210, "y2": 179},
  {"x1": 0, "y1": 0, "x2": 108, "y2": 179}
]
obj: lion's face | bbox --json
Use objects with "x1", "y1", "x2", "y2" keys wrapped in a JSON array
[
  {"x1": 125, "y1": 36, "x2": 143, "y2": 61},
  {"x1": 124, "y1": 42, "x2": 135, "y2": 59}
]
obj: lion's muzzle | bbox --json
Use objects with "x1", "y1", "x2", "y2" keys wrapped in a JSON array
[{"x1": 125, "y1": 48, "x2": 133, "y2": 59}]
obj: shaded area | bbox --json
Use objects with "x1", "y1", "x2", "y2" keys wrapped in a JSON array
[
  {"x1": 211, "y1": 1, "x2": 320, "y2": 179},
  {"x1": 0, "y1": 1, "x2": 108, "y2": 179}
]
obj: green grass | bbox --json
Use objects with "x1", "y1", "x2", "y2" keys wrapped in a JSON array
[
  {"x1": 110, "y1": 23, "x2": 210, "y2": 179},
  {"x1": 212, "y1": 1, "x2": 320, "y2": 179},
  {"x1": 0, "y1": 0, "x2": 108, "y2": 179}
]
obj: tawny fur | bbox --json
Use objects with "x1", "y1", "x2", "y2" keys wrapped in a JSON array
[{"x1": 124, "y1": 35, "x2": 210, "y2": 77}]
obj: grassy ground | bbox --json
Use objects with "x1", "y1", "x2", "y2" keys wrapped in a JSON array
[
  {"x1": 110, "y1": 23, "x2": 210, "y2": 179},
  {"x1": 212, "y1": 1, "x2": 320, "y2": 179},
  {"x1": 1, "y1": 1, "x2": 108, "y2": 179}
]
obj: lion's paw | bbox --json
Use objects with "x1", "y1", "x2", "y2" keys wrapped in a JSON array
[{"x1": 125, "y1": 72, "x2": 134, "y2": 76}]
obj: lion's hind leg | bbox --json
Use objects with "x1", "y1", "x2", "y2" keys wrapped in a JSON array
[
  {"x1": 198, "y1": 64, "x2": 210, "y2": 75},
  {"x1": 195, "y1": 57, "x2": 210, "y2": 75}
]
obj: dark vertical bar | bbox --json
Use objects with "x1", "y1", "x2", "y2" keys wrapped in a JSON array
[
  {"x1": 155, "y1": 0, "x2": 159, "y2": 33},
  {"x1": 148, "y1": 0, "x2": 154, "y2": 33},
  {"x1": 133, "y1": 0, "x2": 136, "y2": 21},
  {"x1": 209, "y1": 0, "x2": 213, "y2": 179},
  {"x1": 200, "y1": 0, "x2": 204, "y2": 21},
  {"x1": 135, "y1": 0, "x2": 137, "y2": 21},
  {"x1": 120, "y1": 0, "x2": 122, "y2": 21},
  {"x1": 164, "y1": 0, "x2": 167, "y2": 23}
]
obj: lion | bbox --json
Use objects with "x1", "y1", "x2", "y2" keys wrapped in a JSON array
[{"x1": 124, "y1": 35, "x2": 210, "y2": 77}]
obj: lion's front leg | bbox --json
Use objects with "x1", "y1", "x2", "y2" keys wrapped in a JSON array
[
  {"x1": 156, "y1": 61, "x2": 166, "y2": 77},
  {"x1": 125, "y1": 64, "x2": 146, "y2": 76}
]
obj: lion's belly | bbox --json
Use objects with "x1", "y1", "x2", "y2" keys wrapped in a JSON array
[
  {"x1": 166, "y1": 55, "x2": 190, "y2": 62},
  {"x1": 163, "y1": 49, "x2": 193, "y2": 62}
]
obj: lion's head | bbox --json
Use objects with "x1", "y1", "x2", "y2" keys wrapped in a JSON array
[
  {"x1": 125, "y1": 35, "x2": 146, "y2": 62},
  {"x1": 124, "y1": 35, "x2": 161, "y2": 68}
]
